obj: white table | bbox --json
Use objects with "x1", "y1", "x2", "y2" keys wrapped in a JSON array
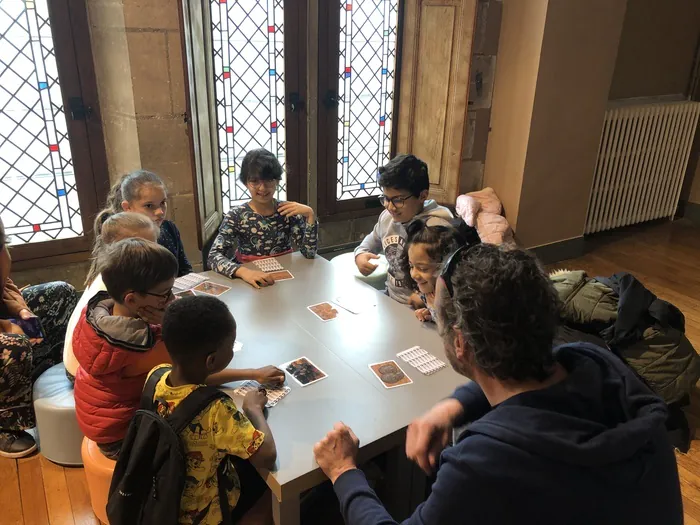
[{"x1": 205, "y1": 253, "x2": 466, "y2": 525}]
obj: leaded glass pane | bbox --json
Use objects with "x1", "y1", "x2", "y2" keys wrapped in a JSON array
[
  {"x1": 0, "y1": 0, "x2": 82, "y2": 244},
  {"x1": 337, "y1": 0, "x2": 399, "y2": 201},
  {"x1": 211, "y1": 0, "x2": 287, "y2": 212}
]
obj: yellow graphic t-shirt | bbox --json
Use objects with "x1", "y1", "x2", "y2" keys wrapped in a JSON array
[{"x1": 148, "y1": 365, "x2": 265, "y2": 525}]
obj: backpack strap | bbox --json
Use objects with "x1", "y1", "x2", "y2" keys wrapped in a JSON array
[
  {"x1": 141, "y1": 365, "x2": 172, "y2": 410},
  {"x1": 166, "y1": 386, "x2": 229, "y2": 435}
]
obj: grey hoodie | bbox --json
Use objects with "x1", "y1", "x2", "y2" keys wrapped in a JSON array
[{"x1": 354, "y1": 200, "x2": 453, "y2": 303}]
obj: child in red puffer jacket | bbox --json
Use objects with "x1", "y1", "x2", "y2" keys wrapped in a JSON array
[{"x1": 73, "y1": 238, "x2": 177, "y2": 459}]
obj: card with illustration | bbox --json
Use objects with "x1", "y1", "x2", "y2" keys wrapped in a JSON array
[
  {"x1": 270, "y1": 270, "x2": 294, "y2": 281},
  {"x1": 192, "y1": 281, "x2": 231, "y2": 296},
  {"x1": 369, "y1": 360, "x2": 413, "y2": 389},
  {"x1": 175, "y1": 289, "x2": 196, "y2": 298},
  {"x1": 307, "y1": 302, "x2": 339, "y2": 322},
  {"x1": 283, "y1": 356, "x2": 328, "y2": 387}
]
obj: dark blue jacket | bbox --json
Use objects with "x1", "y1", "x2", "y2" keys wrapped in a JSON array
[{"x1": 334, "y1": 343, "x2": 683, "y2": 524}]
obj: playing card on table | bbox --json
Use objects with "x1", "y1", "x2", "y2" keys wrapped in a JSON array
[
  {"x1": 397, "y1": 347, "x2": 447, "y2": 375},
  {"x1": 173, "y1": 273, "x2": 209, "y2": 293},
  {"x1": 232, "y1": 381, "x2": 291, "y2": 407},
  {"x1": 397, "y1": 346, "x2": 428, "y2": 362},
  {"x1": 253, "y1": 258, "x2": 285, "y2": 272}
]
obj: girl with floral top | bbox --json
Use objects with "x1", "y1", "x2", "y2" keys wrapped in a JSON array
[{"x1": 208, "y1": 148, "x2": 319, "y2": 289}]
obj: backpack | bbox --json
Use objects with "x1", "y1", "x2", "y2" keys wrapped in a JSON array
[{"x1": 106, "y1": 366, "x2": 233, "y2": 524}]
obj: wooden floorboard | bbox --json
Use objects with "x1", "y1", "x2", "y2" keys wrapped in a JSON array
[
  {"x1": 0, "y1": 457, "x2": 24, "y2": 525},
  {"x1": 40, "y1": 455, "x2": 75, "y2": 525},
  {"x1": 1, "y1": 219, "x2": 700, "y2": 524},
  {"x1": 18, "y1": 455, "x2": 49, "y2": 525}
]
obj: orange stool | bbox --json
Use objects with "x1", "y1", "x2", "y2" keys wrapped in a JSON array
[{"x1": 81, "y1": 438, "x2": 116, "y2": 524}]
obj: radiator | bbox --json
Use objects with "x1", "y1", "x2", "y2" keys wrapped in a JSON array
[{"x1": 585, "y1": 100, "x2": 700, "y2": 234}]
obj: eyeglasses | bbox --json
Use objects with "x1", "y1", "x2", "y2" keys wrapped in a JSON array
[
  {"x1": 378, "y1": 194, "x2": 416, "y2": 209},
  {"x1": 139, "y1": 288, "x2": 174, "y2": 302},
  {"x1": 247, "y1": 179, "x2": 279, "y2": 188},
  {"x1": 440, "y1": 245, "x2": 472, "y2": 298}
]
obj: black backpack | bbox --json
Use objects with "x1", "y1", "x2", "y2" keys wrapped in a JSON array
[{"x1": 106, "y1": 366, "x2": 233, "y2": 524}]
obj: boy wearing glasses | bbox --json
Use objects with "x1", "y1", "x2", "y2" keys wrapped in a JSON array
[
  {"x1": 74, "y1": 238, "x2": 286, "y2": 459},
  {"x1": 355, "y1": 154, "x2": 452, "y2": 305},
  {"x1": 73, "y1": 238, "x2": 177, "y2": 458},
  {"x1": 208, "y1": 148, "x2": 318, "y2": 289}
]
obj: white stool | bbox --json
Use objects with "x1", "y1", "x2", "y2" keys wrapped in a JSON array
[
  {"x1": 33, "y1": 363, "x2": 84, "y2": 466},
  {"x1": 330, "y1": 252, "x2": 389, "y2": 291}
]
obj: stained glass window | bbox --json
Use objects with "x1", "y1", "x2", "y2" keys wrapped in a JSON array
[
  {"x1": 337, "y1": 0, "x2": 399, "y2": 201},
  {"x1": 0, "y1": 0, "x2": 81, "y2": 244},
  {"x1": 211, "y1": 0, "x2": 287, "y2": 212}
]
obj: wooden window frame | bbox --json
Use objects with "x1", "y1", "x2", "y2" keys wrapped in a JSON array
[
  {"x1": 9, "y1": 0, "x2": 109, "y2": 269},
  {"x1": 180, "y1": 0, "x2": 309, "y2": 251},
  {"x1": 316, "y1": 0, "x2": 405, "y2": 219}
]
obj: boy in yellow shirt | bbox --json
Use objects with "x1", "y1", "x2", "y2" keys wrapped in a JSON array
[{"x1": 149, "y1": 295, "x2": 279, "y2": 524}]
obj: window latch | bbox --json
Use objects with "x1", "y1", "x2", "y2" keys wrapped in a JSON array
[
  {"x1": 69, "y1": 97, "x2": 92, "y2": 121},
  {"x1": 289, "y1": 92, "x2": 305, "y2": 113}
]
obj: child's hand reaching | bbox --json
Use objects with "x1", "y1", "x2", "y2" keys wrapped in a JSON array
[
  {"x1": 242, "y1": 388, "x2": 268, "y2": 413},
  {"x1": 236, "y1": 267, "x2": 275, "y2": 289},
  {"x1": 254, "y1": 365, "x2": 285, "y2": 386},
  {"x1": 415, "y1": 308, "x2": 433, "y2": 323}
]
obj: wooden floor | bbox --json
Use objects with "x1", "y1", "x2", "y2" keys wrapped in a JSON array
[{"x1": 2, "y1": 219, "x2": 700, "y2": 524}]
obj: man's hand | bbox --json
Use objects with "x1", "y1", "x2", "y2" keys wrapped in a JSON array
[
  {"x1": 137, "y1": 305, "x2": 166, "y2": 325},
  {"x1": 278, "y1": 201, "x2": 315, "y2": 224},
  {"x1": 355, "y1": 253, "x2": 380, "y2": 276},
  {"x1": 406, "y1": 398, "x2": 464, "y2": 475},
  {"x1": 3, "y1": 279, "x2": 33, "y2": 319},
  {"x1": 415, "y1": 308, "x2": 432, "y2": 322},
  {"x1": 254, "y1": 365, "x2": 285, "y2": 386},
  {"x1": 242, "y1": 388, "x2": 268, "y2": 413},
  {"x1": 314, "y1": 422, "x2": 360, "y2": 484},
  {"x1": 237, "y1": 267, "x2": 275, "y2": 289}
]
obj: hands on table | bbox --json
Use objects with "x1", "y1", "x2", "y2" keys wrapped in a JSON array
[
  {"x1": 314, "y1": 422, "x2": 360, "y2": 483},
  {"x1": 236, "y1": 267, "x2": 275, "y2": 289},
  {"x1": 314, "y1": 398, "x2": 465, "y2": 483}
]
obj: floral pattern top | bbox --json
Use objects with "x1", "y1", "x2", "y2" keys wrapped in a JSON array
[{"x1": 208, "y1": 201, "x2": 319, "y2": 278}]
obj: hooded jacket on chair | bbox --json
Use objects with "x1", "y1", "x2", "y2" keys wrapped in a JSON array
[{"x1": 72, "y1": 291, "x2": 171, "y2": 444}]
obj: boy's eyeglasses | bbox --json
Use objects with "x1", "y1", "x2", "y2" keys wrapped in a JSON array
[
  {"x1": 139, "y1": 288, "x2": 174, "y2": 302},
  {"x1": 378, "y1": 194, "x2": 416, "y2": 209},
  {"x1": 248, "y1": 179, "x2": 278, "y2": 188}
]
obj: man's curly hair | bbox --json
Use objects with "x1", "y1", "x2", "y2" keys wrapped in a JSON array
[{"x1": 438, "y1": 244, "x2": 561, "y2": 382}]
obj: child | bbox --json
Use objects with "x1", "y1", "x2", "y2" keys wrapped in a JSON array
[
  {"x1": 101, "y1": 170, "x2": 193, "y2": 277},
  {"x1": 401, "y1": 219, "x2": 480, "y2": 322},
  {"x1": 150, "y1": 295, "x2": 277, "y2": 524},
  {"x1": 63, "y1": 212, "x2": 160, "y2": 381},
  {"x1": 208, "y1": 148, "x2": 318, "y2": 289},
  {"x1": 355, "y1": 154, "x2": 453, "y2": 305},
  {"x1": 73, "y1": 238, "x2": 178, "y2": 458},
  {"x1": 74, "y1": 238, "x2": 285, "y2": 459}
]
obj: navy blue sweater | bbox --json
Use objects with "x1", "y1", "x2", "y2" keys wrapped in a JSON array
[
  {"x1": 334, "y1": 343, "x2": 683, "y2": 525},
  {"x1": 158, "y1": 220, "x2": 192, "y2": 277}
]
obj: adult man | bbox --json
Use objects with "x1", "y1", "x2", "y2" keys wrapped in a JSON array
[{"x1": 314, "y1": 244, "x2": 682, "y2": 524}]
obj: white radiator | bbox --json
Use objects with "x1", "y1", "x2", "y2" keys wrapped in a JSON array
[{"x1": 585, "y1": 100, "x2": 700, "y2": 234}]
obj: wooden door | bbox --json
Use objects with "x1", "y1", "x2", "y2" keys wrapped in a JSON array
[{"x1": 396, "y1": 0, "x2": 477, "y2": 205}]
